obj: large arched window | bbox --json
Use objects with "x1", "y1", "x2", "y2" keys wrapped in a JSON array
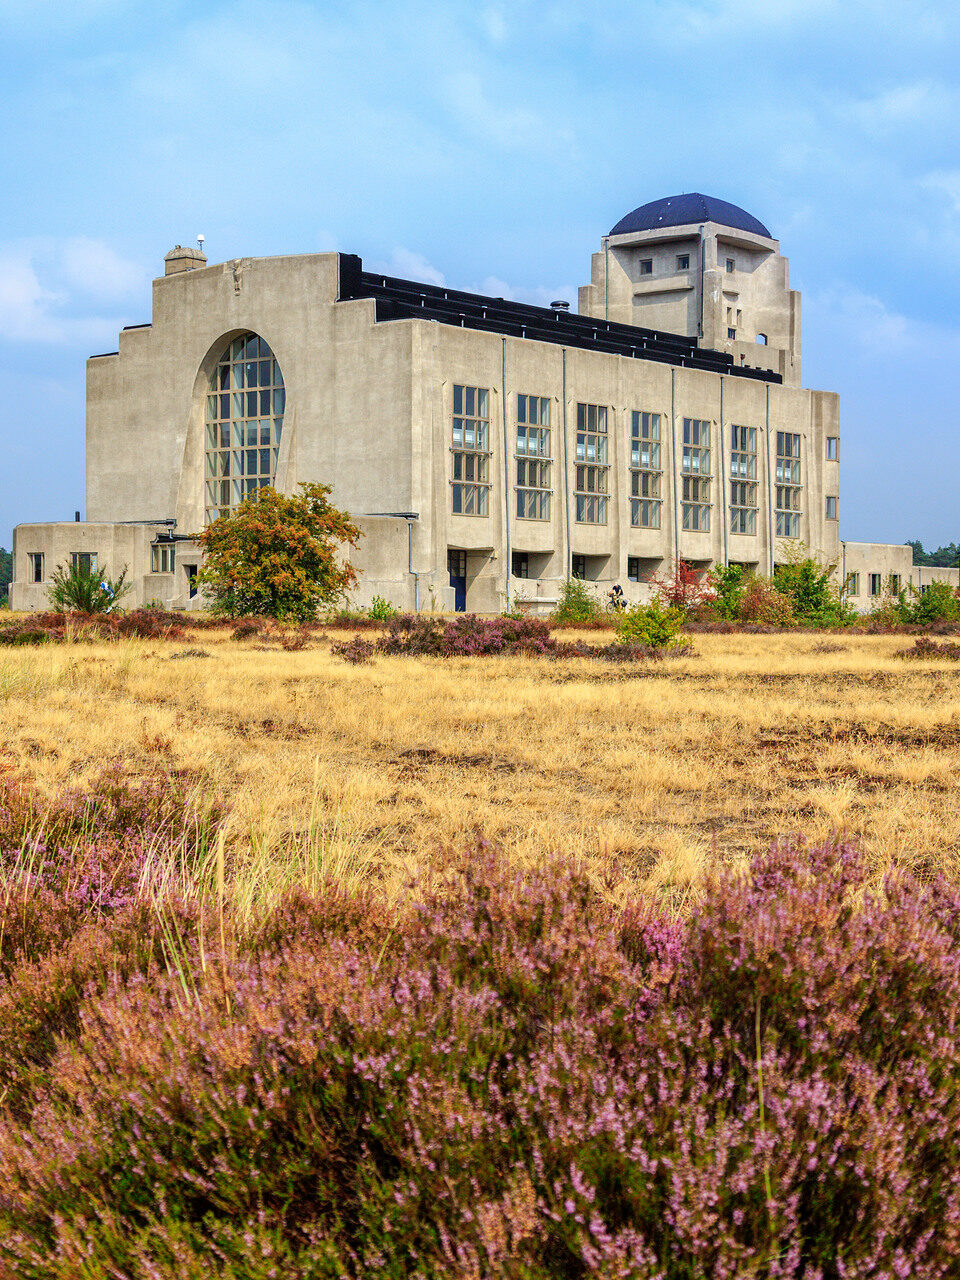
[{"x1": 204, "y1": 333, "x2": 285, "y2": 523}]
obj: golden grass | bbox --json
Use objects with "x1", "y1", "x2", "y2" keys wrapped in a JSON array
[{"x1": 2, "y1": 625, "x2": 959, "y2": 904}]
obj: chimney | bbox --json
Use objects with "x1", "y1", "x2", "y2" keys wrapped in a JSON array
[{"x1": 164, "y1": 245, "x2": 207, "y2": 276}]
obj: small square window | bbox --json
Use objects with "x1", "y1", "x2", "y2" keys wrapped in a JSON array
[
  {"x1": 726, "y1": 258, "x2": 735, "y2": 273},
  {"x1": 728, "y1": 328, "x2": 736, "y2": 339},
  {"x1": 639, "y1": 259, "x2": 653, "y2": 275},
  {"x1": 825, "y1": 496, "x2": 837, "y2": 520},
  {"x1": 826, "y1": 437, "x2": 838, "y2": 460},
  {"x1": 71, "y1": 552, "x2": 97, "y2": 574},
  {"x1": 757, "y1": 333, "x2": 768, "y2": 346},
  {"x1": 676, "y1": 254, "x2": 690, "y2": 270}
]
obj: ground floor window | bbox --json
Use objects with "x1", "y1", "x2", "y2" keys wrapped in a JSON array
[
  {"x1": 512, "y1": 552, "x2": 529, "y2": 578},
  {"x1": 71, "y1": 552, "x2": 97, "y2": 574},
  {"x1": 572, "y1": 555, "x2": 586, "y2": 579},
  {"x1": 627, "y1": 557, "x2": 640, "y2": 581},
  {"x1": 28, "y1": 553, "x2": 44, "y2": 583},
  {"x1": 869, "y1": 573, "x2": 882, "y2": 597},
  {"x1": 152, "y1": 544, "x2": 175, "y2": 573},
  {"x1": 845, "y1": 572, "x2": 860, "y2": 596}
]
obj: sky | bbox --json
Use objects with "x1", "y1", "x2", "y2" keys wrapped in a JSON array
[{"x1": 2, "y1": 0, "x2": 960, "y2": 550}]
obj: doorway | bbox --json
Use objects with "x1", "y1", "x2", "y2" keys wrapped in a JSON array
[{"x1": 447, "y1": 550, "x2": 467, "y2": 612}]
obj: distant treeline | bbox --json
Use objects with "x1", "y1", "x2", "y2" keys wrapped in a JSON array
[
  {"x1": 0, "y1": 548, "x2": 11, "y2": 602},
  {"x1": 908, "y1": 539, "x2": 960, "y2": 567}
]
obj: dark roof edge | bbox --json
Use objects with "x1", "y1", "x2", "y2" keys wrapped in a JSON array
[{"x1": 336, "y1": 253, "x2": 781, "y2": 384}]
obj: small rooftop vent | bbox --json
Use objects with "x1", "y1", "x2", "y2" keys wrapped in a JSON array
[
  {"x1": 550, "y1": 299, "x2": 570, "y2": 312},
  {"x1": 164, "y1": 244, "x2": 208, "y2": 276}
]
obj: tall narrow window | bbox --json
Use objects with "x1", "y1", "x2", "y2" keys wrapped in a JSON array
[
  {"x1": 516, "y1": 394, "x2": 551, "y2": 520},
  {"x1": 775, "y1": 431, "x2": 802, "y2": 537},
  {"x1": 205, "y1": 334, "x2": 284, "y2": 524},
  {"x1": 681, "y1": 418, "x2": 711, "y2": 531},
  {"x1": 825, "y1": 495, "x2": 837, "y2": 520},
  {"x1": 630, "y1": 411, "x2": 661, "y2": 529},
  {"x1": 28, "y1": 553, "x2": 44, "y2": 583},
  {"x1": 152, "y1": 544, "x2": 175, "y2": 573},
  {"x1": 452, "y1": 385, "x2": 491, "y2": 516},
  {"x1": 729, "y1": 425, "x2": 757, "y2": 534},
  {"x1": 575, "y1": 403, "x2": 609, "y2": 524}
]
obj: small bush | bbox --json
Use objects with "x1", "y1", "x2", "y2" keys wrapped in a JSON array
[
  {"x1": 650, "y1": 559, "x2": 715, "y2": 617},
  {"x1": 47, "y1": 561, "x2": 130, "y2": 613},
  {"x1": 614, "y1": 599, "x2": 687, "y2": 648},
  {"x1": 231, "y1": 619, "x2": 260, "y2": 640},
  {"x1": 904, "y1": 580, "x2": 960, "y2": 624},
  {"x1": 898, "y1": 636, "x2": 960, "y2": 661},
  {"x1": 368, "y1": 594, "x2": 400, "y2": 621},
  {"x1": 738, "y1": 575, "x2": 795, "y2": 625},
  {"x1": 552, "y1": 577, "x2": 605, "y2": 624},
  {"x1": 331, "y1": 635, "x2": 376, "y2": 664}
]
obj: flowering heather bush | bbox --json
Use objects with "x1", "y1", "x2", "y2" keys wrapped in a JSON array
[
  {"x1": 0, "y1": 609, "x2": 187, "y2": 644},
  {"x1": 334, "y1": 615, "x2": 686, "y2": 664},
  {"x1": 898, "y1": 635, "x2": 960, "y2": 660},
  {"x1": 0, "y1": 816, "x2": 958, "y2": 1275}
]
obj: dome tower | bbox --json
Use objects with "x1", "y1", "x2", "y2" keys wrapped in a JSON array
[{"x1": 579, "y1": 193, "x2": 801, "y2": 385}]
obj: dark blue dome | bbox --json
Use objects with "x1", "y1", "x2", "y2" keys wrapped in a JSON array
[{"x1": 610, "y1": 193, "x2": 772, "y2": 239}]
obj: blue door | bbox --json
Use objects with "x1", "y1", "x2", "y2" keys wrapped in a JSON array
[{"x1": 448, "y1": 550, "x2": 467, "y2": 611}]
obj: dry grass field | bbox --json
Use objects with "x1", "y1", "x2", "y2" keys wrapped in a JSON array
[{"x1": 1, "y1": 624, "x2": 958, "y2": 907}]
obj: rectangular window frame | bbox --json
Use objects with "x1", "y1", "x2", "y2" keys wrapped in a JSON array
[
  {"x1": 826, "y1": 436, "x2": 839, "y2": 461},
  {"x1": 451, "y1": 384, "x2": 492, "y2": 518},
  {"x1": 71, "y1": 551, "x2": 98, "y2": 574},
  {"x1": 681, "y1": 417, "x2": 711, "y2": 532},
  {"x1": 152, "y1": 544, "x2": 175, "y2": 574},
  {"x1": 28, "y1": 552, "x2": 44, "y2": 584},
  {"x1": 775, "y1": 431, "x2": 802, "y2": 538},
  {"x1": 515, "y1": 394, "x2": 552, "y2": 521},
  {"x1": 575, "y1": 402, "x2": 609, "y2": 525},
  {"x1": 630, "y1": 410, "x2": 662, "y2": 529},
  {"x1": 825, "y1": 495, "x2": 837, "y2": 521}
]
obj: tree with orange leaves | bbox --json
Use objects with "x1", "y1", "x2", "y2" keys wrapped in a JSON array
[{"x1": 197, "y1": 483, "x2": 361, "y2": 620}]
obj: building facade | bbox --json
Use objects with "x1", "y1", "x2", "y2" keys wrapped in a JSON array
[{"x1": 12, "y1": 195, "x2": 848, "y2": 613}]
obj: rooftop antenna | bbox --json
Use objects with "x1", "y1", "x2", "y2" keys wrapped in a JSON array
[{"x1": 197, "y1": 233, "x2": 205, "y2": 255}]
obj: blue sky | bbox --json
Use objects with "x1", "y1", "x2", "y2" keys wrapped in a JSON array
[{"x1": 2, "y1": 0, "x2": 960, "y2": 549}]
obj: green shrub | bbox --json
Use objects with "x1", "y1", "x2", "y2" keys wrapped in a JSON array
[
  {"x1": 615, "y1": 599, "x2": 687, "y2": 648},
  {"x1": 368, "y1": 594, "x2": 399, "y2": 621},
  {"x1": 903, "y1": 580, "x2": 960, "y2": 624},
  {"x1": 737, "y1": 575, "x2": 795, "y2": 625},
  {"x1": 552, "y1": 577, "x2": 604, "y2": 624},
  {"x1": 47, "y1": 561, "x2": 130, "y2": 613},
  {"x1": 707, "y1": 564, "x2": 745, "y2": 620}
]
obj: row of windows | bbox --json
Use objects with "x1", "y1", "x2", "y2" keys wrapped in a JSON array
[
  {"x1": 453, "y1": 387, "x2": 838, "y2": 534},
  {"x1": 24, "y1": 547, "x2": 176, "y2": 584},
  {"x1": 639, "y1": 254, "x2": 740, "y2": 276}
]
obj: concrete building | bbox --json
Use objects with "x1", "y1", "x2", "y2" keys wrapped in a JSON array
[{"x1": 11, "y1": 195, "x2": 854, "y2": 613}]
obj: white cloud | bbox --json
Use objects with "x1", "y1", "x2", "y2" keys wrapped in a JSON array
[
  {"x1": 847, "y1": 81, "x2": 953, "y2": 130},
  {"x1": 369, "y1": 248, "x2": 446, "y2": 285},
  {"x1": 921, "y1": 170, "x2": 960, "y2": 216},
  {"x1": 0, "y1": 238, "x2": 145, "y2": 344},
  {"x1": 474, "y1": 275, "x2": 577, "y2": 309},
  {"x1": 441, "y1": 71, "x2": 556, "y2": 149}
]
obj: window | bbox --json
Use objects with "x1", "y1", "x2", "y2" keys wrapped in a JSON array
[
  {"x1": 639, "y1": 259, "x2": 653, "y2": 275},
  {"x1": 869, "y1": 573, "x2": 882, "y2": 597},
  {"x1": 71, "y1": 552, "x2": 97, "y2": 573},
  {"x1": 452, "y1": 384, "x2": 491, "y2": 516},
  {"x1": 757, "y1": 333, "x2": 768, "y2": 346},
  {"x1": 845, "y1": 572, "x2": 860, "y2": 597},
  {"x1": 512, "y1": 552, "x2": 529, "y2": 579},
  {"x1": 727, "y1": 328, "x2": 736, "y2": 340},
  {"x1": 890, "y1": 574, "x2": 902, "y2": 594},
  {"x1": 205, "y1": 333, "x2": 284, "y2": 524},
  {"x1": 575, "y1": 402, "x2": 609, "y2": 524},
  {"x1": 28, "y1": 553, "x2": 44, "y2": 583},
  {"x1": 676, "y1": 253, "x2": 690, "y2": 270},
  {"x1": 630, "y1": 411, "x2": 661, "y2": 529},
  {"x1": 681, "y1": 418, "x2": 711, "y2": 531},
  {"x1": 825, "y1": 495, "x2": 837, "y2": 520},
  {"x1": 516, "y1": 394, "x2": 551, "y2": 520},
  {"x1": 572, "y1": 555, "x2": 587, "y2": 579},
  {"x1": 152, "y1": 544, "x2": 175, "y2": 573},
  {"x1": 729, "y1": 425, "x2": 758, "y2": 535},
  {"x1": 775, "y1": 431, "x2": 802, "y2": 537},
  {"x1": 627, "y1": 557, "x2": 640, "y2": 581},
  {"x1": 726, "y1": 257, "x2": 735, "y2": 273},
  {"x1": 826, "y1": 437, "x2": 838, "y2": 460}
]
